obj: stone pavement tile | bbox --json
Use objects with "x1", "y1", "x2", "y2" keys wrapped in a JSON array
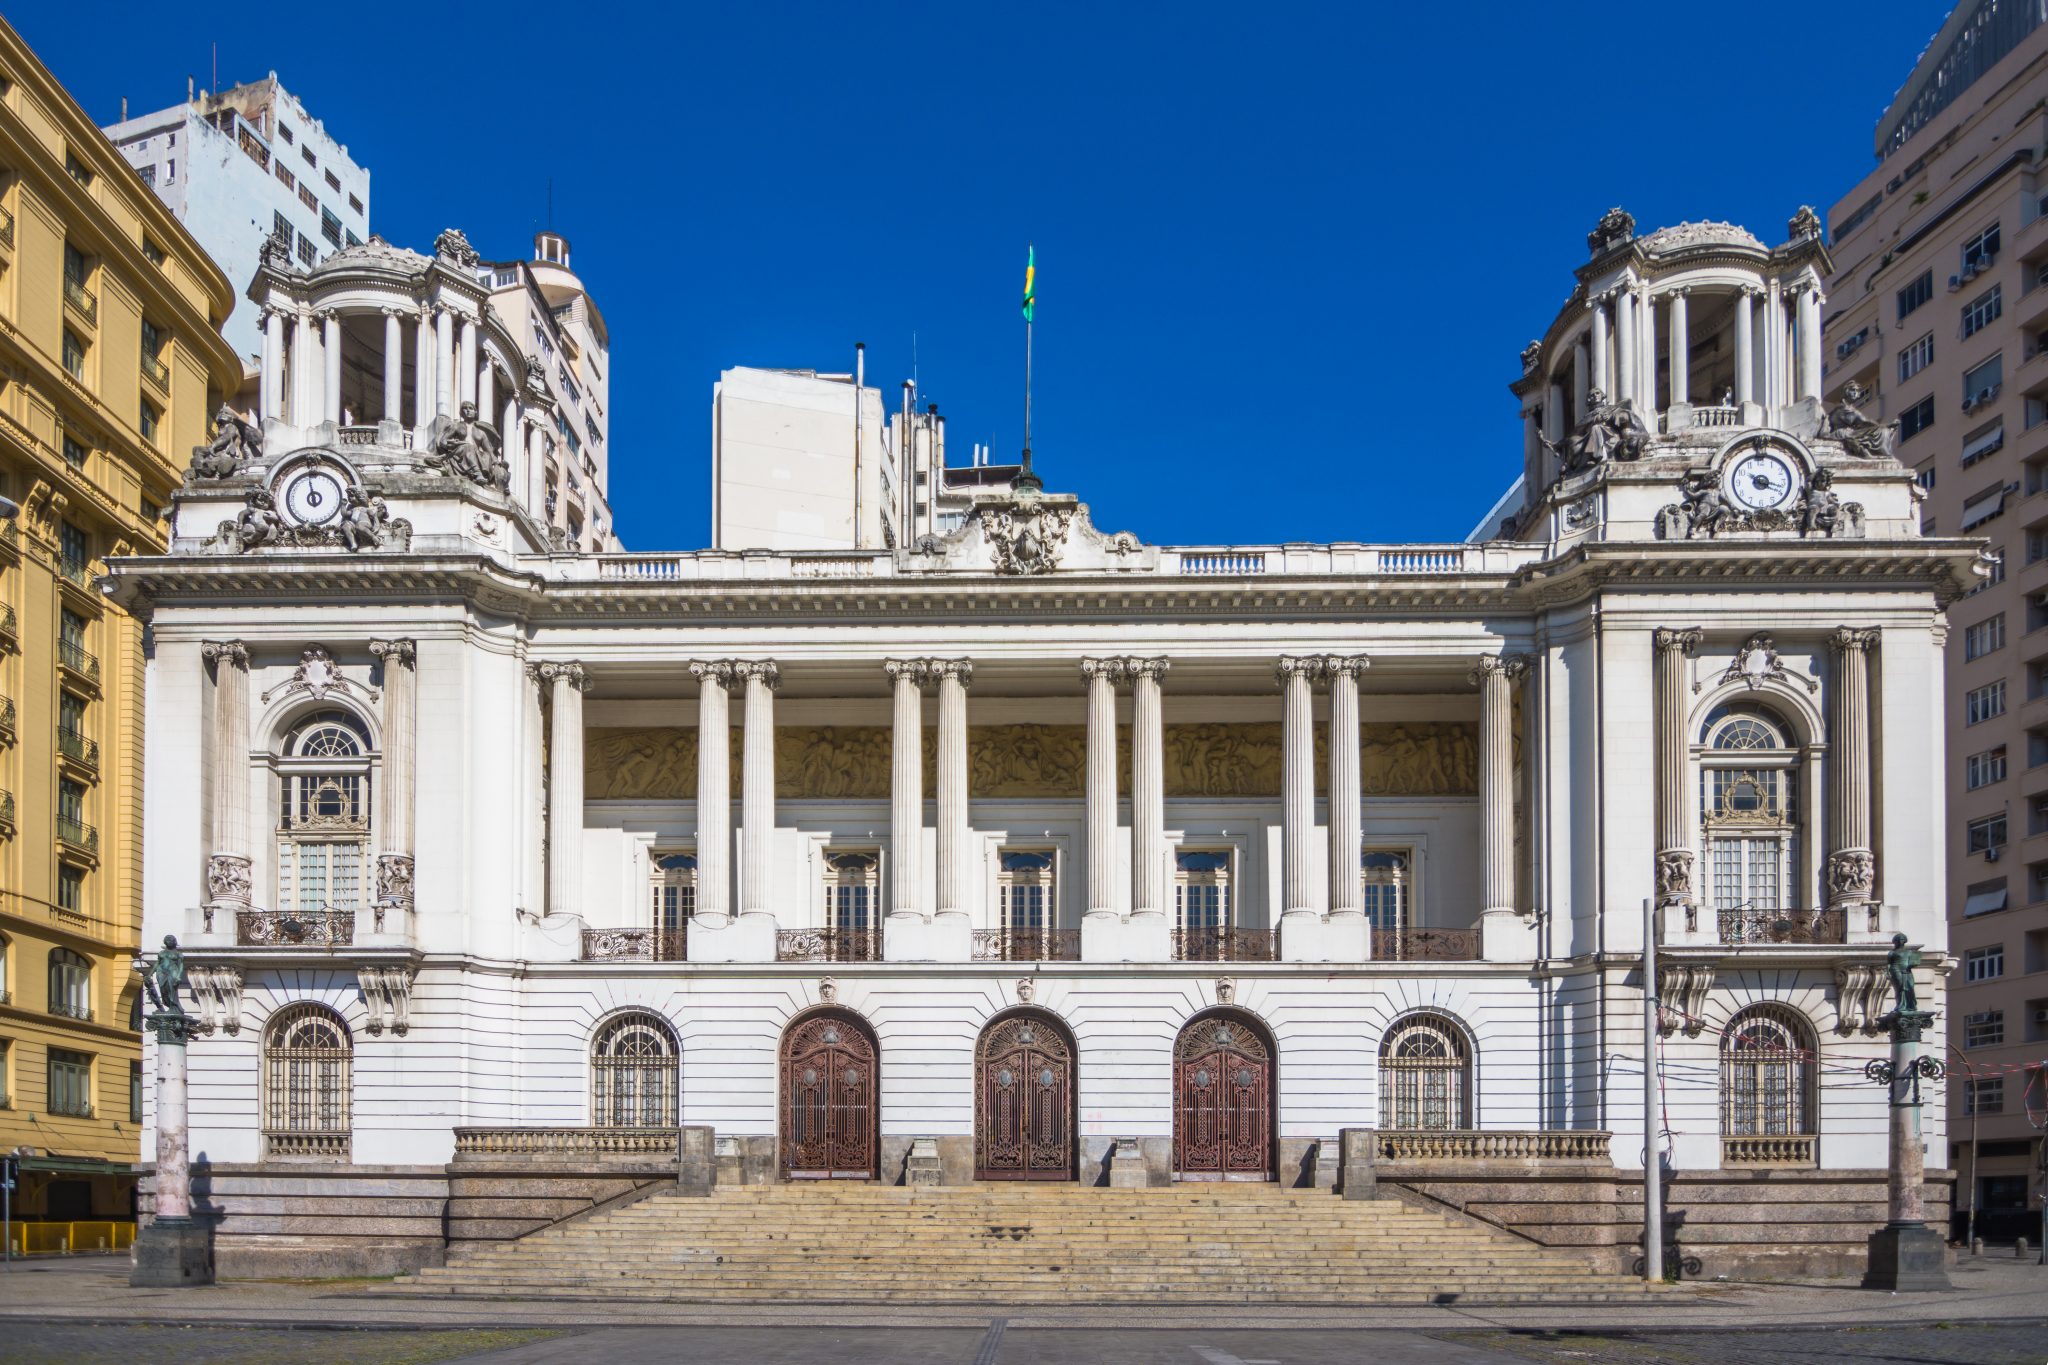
[
  {"x1": 994, "y1": 1328, "x2": 1528, "y2": 1363},
  {"x1": 0, "y1": 1322, "x2": 558, "y2": 1365},
  {"x1": 1432, "y1": 1323, "x2": 2048, "y2": 1365},
  {"x1": 457, "y1": 1325, "x2": 989, "y2": 1363}
]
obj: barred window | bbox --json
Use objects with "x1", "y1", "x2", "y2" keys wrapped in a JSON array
[
  {"x1": 262, "y1": 1004, "x2": 351, "y2": 1157},
  {"x1": 1720, "y1": 1006, "x2": 1814, "y2": 1139},
  {"x1": 591, "y1": 1011, "x2": 678, "y2": 1129},
  {"x1": 1379, "y1": 1014, "x2": 1470, "y2": 1131}
]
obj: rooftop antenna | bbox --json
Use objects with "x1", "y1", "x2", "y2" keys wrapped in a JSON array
[
  {"x1": 211, "y1": 43, "x2": 217, "y2": 98},
  {"x1": 911, "y1": 331, "x2": 919, "y2": 400},
  {"x1": 547, "y1": 177, "x2": 553, "y2": 230}
]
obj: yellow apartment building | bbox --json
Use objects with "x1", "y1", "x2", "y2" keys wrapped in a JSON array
[{"x1": 0, "y1": 17, "x2": 239, "y2": 1224}]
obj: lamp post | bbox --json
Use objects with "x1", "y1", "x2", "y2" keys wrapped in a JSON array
[
  {"x1": 130, "y1": 936, "x2": 214, "y2": 1286},
  {"x1": 1944, "y1": 1041, "x2": 1978, "y2": 1252},
  {"x1": 1861, "y1": 933, "x2": 1951, "y2": 1291}
]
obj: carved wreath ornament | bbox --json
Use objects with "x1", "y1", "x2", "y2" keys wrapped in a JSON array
[{"x1": 979, "y1": 503, "x2": 1074, "y2": 575}]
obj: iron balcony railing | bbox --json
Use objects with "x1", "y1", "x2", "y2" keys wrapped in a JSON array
[
  {"x1": 0, "y1": 789, "x2": 14, "y2": 833},
  {"x1": 55, "y1": 815, "x2": 96, "y2": 855},
  {"x1": 236, "y1": 908, "x2": 356, "y2": 947},
  {"x1": 0, "y1": 695, "x2": 14, "y2": 738},
  {"x1": 62, "y1": 275, "x2": 96, "y2": 325},
  {"x1": 47, "y1": 1000, "x2": 93, "y2": 1023},
  {"x1": 581, "y1": 926, "x2": 688, "y2": 961},
  {"x1": 57, "y1": 728, "x2": 98, "y2": 770},
  {"x1": 0, "y1": 204, "x2": 14, "y2": 249},
  {"x1": 1715, "y1": 907, "x2": 1847, "y2": 945},
  {"x1": 58, "y1": 556, "x2": 94, "y2": 589},
  {"x1": 776, "y1": 927, "x2": 883, "y2": 963},
  {"x1": 1171, "y1": 926, "x2": 1280, "y2": 962},
  {"x1": 1371, "y1": 926, "x2": 1483, "y2": 961},
  {"x1": 47, "y1": 1097, "x2": 95, "y2": 1119},
  {"x1": 0, "y1": 602, "x2": 15, "y2": 641},
  {"x1": 57, "y1": 638, "x2": 98, "y2": 680},
  {"x1": 140, "y1": 352, "x2": 169, "y2": 390},
  {"x1": 971, "y1": 928, "x2": 1082, "y2": 961}
]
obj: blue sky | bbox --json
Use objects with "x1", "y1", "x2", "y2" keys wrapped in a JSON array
[{"x1": 18, "y1": 1, "x2": 1953, "y2": 549}]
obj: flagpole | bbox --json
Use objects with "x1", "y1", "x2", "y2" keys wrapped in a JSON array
[{"x1": 1020, "y1": 242, "x2": 1041, "y2": 492}]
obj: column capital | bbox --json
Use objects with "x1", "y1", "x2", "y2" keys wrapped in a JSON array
[
  {"x1": 201, "y1": 640, "x2": 249, "y2": 671},
  {"x1": 1321, "y1": 654, "x2": 1371, "y2": 679},
  {"x1": 1080, "y1": 657, "x2": 1128, "y2": 685},
  {"x1": 1652, "y1": 626, "x2": 1704, "y2": 655},
  {"x1": 367, "y1": 638, "x2": 416, "y2": 669},
  {"x1": 1469, "y1": 653, "x2": 1530, "y2": 685},
  {"x1": 1831, "y1": 626, "x2": 1880, "y2": 653},
  {"x1": 688, "y1": 659, "x2": 742, "y2": 688},
  {"x1": 1275, "y1": 655, "x2": 1326, "y2": 685},
  {"x1": 732, "y1": 659, "x2": 781, "y2": 689},
  {"x1": 928, "y1": 658, "x2": 973, "y2": 685},
  {"x1": 1125, "y1": 656, "x2": 1170, "y2": 682},
  {"x1": 530, "y1": 660, "x2": 590, "y2": 691}
]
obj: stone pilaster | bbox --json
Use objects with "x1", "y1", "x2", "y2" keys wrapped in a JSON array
[
  {"x1": 738, "y1": 661, "x2": 780, "y2": 920},
  {"x1": 1128, "y1": 657, "x2": 1169, "y2": 919},
  {"x1": 1277, "y1": 656, "x2": 1324, "y2": 920},
  {"x1": 1653, "y1": 628, "x2": 1703, "y2": 911},
  {"x1": 885, "y1": 660, "x2": 928, "y2": 921},
  {"x1": 1828, "y1": 627, "x2": 1879, "y2": 907},
  {"x1": 368, "y1": 639, "x2": 417, "y2": 931},
  {"x1": 1471, "y1": 654, "x2": 1529, "y2": 918},
  {"x1": 202, "y1": 641, "x2": 251, "y2": 922},
  {"x1": 1081, "y1": 658, "x2": 1124, "y2": 923},
  {"x1": 932, "y1": 660, "x2": 973, "y2": 921},
  {"x1": 536, "y1": 662, "x2": 589, "y2": 917},
  {"x1": 689, "y1": 661, "x2": 739, "y2": 925},
  {"x1": 1325, "y1": 656, "x2": 1369, "y2": 919}
]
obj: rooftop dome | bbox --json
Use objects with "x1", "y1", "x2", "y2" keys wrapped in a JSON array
[
  {"x1": 1637, "y1": 221, "x2": 1767, "y2": 256},
  {"x1": 308, "y1": 234, "x2": 429, "y2": 277}
]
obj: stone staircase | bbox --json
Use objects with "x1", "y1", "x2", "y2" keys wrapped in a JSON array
[{"x1": 376, "y1": 1182, "x2": 1664, "y2": 1305}]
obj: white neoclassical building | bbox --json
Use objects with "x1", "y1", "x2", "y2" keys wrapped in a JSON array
[{"x1": 114, "y1": 209, "x2": 1984, "y2": 1280}]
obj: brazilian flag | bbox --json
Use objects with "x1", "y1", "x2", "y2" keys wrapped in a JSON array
[{"x1": 1021, "y1": 245, "x2": 1036, "y2": 323}]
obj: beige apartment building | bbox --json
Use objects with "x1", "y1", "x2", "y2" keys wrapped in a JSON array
[
  {"x1": 1822, "y1": 0, "x2": 2048, "y2": 1241},
  {"x1": 0, "y1": 17, "x2": 242, "y2": 1225}
]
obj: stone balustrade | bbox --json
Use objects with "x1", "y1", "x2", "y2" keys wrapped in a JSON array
[
  {"x1": 452, "y1": 1127, "x2": 679, "y2": 1159},
  {"x1": 1720, "y1": 1134, "x2": 1818, "y2": 1167},
  {"x1": 1374, "y1": 1129, "x2": 1613, "y2": 1162},
  {"x1": 265, "y1": 1130, "x2": 350, "y2": 1159}
]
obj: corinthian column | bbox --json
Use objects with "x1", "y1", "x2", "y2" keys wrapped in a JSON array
[
  {"x1": 413, "y1": 311, "x2": 435, "y2": 429},
  {"x1": 381, "y1": 310, "x2": 403, "y2": 424},
  {"x1": 1277, "y1": 656, "x2": 1323, "y2": 920},
  {"x1": 368, "y1": 639, "x2": 417, "y2": 930},
  {"x1": 1828, "y1": 628, "x2": 1879, "y2": 907},
  {"x1": 1129, "y1": 658, "x2": 1169, "y2": 919},
  {"x1": 739, "y1": 661, "x2": 780, "y2": 920},
  {"x1": 202, "y1": 642, "x2": 251, "y2": 923},
  {"x1": 933, "y1": 660, "x2": 973, "y2": 920},
  {"x1": 1471, "y1": 654, "x2": 1528, "y2": 918},
  {"x1": 885, "y1": 660, "x2": 928, "y2": 921},
  {"x1": 1081, "y1": 658, "x2": 1123, "y2": 922},
  {"x1": 539, "y1": 662, "x2": 589, "y2": 916},
  {"x1": 321, "y1": 312, "x2": 342, "y2": 424},
  {"x1": 435, "y1": 307, "x2": 456, "y2": 417},
  {"x1": 1325, "y1": 656, "x2": 1369, "y2": 919},
  {"x1": 1654, "y1": 628, "x2": 1703, "y2": 911},
  {"x1": 689, "y1": 661, "x2": 737, "y2": 925}
]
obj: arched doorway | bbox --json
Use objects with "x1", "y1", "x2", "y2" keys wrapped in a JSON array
[
  {"x1": 779, "y1": 1008, "x2": 878, "y2": 1179},
  {"x1": 975, "y1": 1009, "x2": 1076, "y2": 1180},
  {"x1": 1172, "y1": 1009, "x2": 1274, "y2": 1181}
]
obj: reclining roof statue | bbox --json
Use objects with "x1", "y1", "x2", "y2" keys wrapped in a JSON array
[{"x1": 105, "y1": 206, "x2": 1984, "y2": 1286}]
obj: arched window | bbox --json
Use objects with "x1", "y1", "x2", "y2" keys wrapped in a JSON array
[
  {"x1": 276, "y1": 710, "x2": 373, "y2": 915},
  {"x1": 1699, "y1": 704, "x2": 1802, "y2": 911},
  {"x1": 263, "y1": 1004, "x2": 352, "y2": 1158},
  {"x1": 1379, "y1": 1013, "x2": 1470, "y2": 1131},
  {"x1": 591, "y1": 1011, "x2": 678, "y2": 1129},
  {"x1": 47, "y1": 948, "x2": 91, "y2": 1021},
  {"x1": 1720, "y1": 1005, "x2": 1816, "y2": 1163}
]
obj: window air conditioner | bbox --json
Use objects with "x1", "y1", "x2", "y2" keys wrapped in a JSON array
[
  {"x1": 1985, "y1": 844, "x2": 2001, "y2": 862},
  {"x1": 2033, "y1": 1007, "x2": 2048, "y2": 1027},
  {"x1": 1951, "y1": 274, "x2": 1965, "y2": 291}
]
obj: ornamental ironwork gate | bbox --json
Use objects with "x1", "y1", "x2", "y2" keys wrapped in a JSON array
[
  {"x1": 780, "y1": 1010, "x2": 878, "y2": 1179},
  {"x1": 975, "y1": 1010, "x2": 1075, "y2": 1180},
  {"x1": 1172, "y1": 1012, "x2": 1273, "y2": 1180}
]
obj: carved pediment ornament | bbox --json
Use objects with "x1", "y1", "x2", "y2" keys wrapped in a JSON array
[
  {"x1": 1716, "y1": 633, "x2": 1819, "y2": 695},
  {"x1": 262, "y1": 645, "x2": 379, "y2": 706},
  {"x1": 980, "y1": 501, "x2": 1075, "y2": 575}
]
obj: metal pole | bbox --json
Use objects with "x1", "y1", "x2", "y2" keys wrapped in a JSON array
[
  {"x1": 1643, "y1": 897, "x2": 1662, "y2": 1283},
  {"x1": 4, "y1": 1152, "x2": 13, "y2": 1270},
  {"x1": 852, "y1": 343, "x2": 865, "y2": 550}
]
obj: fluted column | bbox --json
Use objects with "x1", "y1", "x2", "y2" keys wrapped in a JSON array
[
  {"x1": 261, "y1": 310, "x2": 285, "y2": 421},
  {"x1": 369, "y1": 639, "x2": 417, "y2": 930},
  {"x1": 1653, "y1": 628, "x2": 1703, "y2": 910},
  {"x1": 1129, "y1": 658, "x2": 1169, "y2": 919},
  {"x1": 1615, "y1": 290, "x2": 1637, "y2": 409},
  {"x1": 1472, "y1": 654, "x2": 1528, "y2": 918},
  {"x1": 1796, "y1": 286, "x2": 1823, "y2": 402},
  {"x1": 689, "y1": 662, "x2": 737, "y2": 924},
  {"x1": 381, "y1": 310, "x2": 403, "y2": 424},
  {"x1": 886, "y1": 660, "x2": 927, "y2": 921},
  {"x1": 1590, "y1": 296, "x2": 1610, "y2": 399},
  {"x1": 321, "y1": 312, "x2": 342, "y2": 423},
  {"x1": 202, "y1": 641, "x2": 251, "y2": 919},
  {"x1": 933, "y1": 660, "x2": 973, "y2": 920},
  {"x1": 291, "y1": 312, "x2": 315, "y2": 424},
  {"x1": 539, "y1": 662, "x2": 589, "y2": 916},
  {"x1": 1572, "y1": 335, "x2": 1590, "y2": 423},
  {"x1": 435, "y1": 307, "x2": 456, "y2": 417},
  {"x1": 458, "y1": 317, "x2": 479, "y2": 408},
  {"x1": 479, "y1": 361, "x2": 496, "y2": 419},
  {"x1": 1278, "y1": 656, "x2": 1322, "y2": 920},
  {"x1": 1668, "y1": 289, "x2": 1690, "y2": 410},
  {"x1": 1734, "y1": 289, "x2": 1755, "y2": 407},
  {"x1": 1082, "y1": 658, "x2": 1123, "y2": 921},
  {"x1": 1325, "y1": 656, "x2": 1369, "y2": 919},
  {"x1": 1828, "y1": 628, "x2": 1879, "y2": 907},
  {"x1": 739, "y1": 661, "x2": 780, "y2": 920},
  {"x1": 413, "y1": 311, "x2": 435, "y2": 429}
]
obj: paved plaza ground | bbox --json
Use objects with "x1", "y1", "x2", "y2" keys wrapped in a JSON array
[{"x1": 0, "y1": 1255, "x2": 2042, "y2": 1363}]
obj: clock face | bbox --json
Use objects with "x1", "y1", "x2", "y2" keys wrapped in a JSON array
[
  {"x1": 281, "y1": 466, "x2": 347, "y2": 526},
  {"x1": 1724, "y1": 450, "x2": 1799, "y2": 512}
]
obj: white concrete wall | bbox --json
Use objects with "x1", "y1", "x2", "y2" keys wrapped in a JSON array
[{"x1": 712, "y1": 368, "x2": 891, "y2": 551}]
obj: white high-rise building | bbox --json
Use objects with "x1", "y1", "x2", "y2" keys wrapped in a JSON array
[{"x1": 104, "y1": 74, "x2": 371, "y2": 370}]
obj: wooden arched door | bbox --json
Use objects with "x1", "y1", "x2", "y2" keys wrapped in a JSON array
[
  {"x1": 780, "y1": 1009, "x2": 878, "y2": 1179},
  {"x1": 1172, "y1": 1010, "x2": 1274, "y2": 1180},
  {"x1": 975, "y1": 1010, "x2": 1076, "y2": 1180}
]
